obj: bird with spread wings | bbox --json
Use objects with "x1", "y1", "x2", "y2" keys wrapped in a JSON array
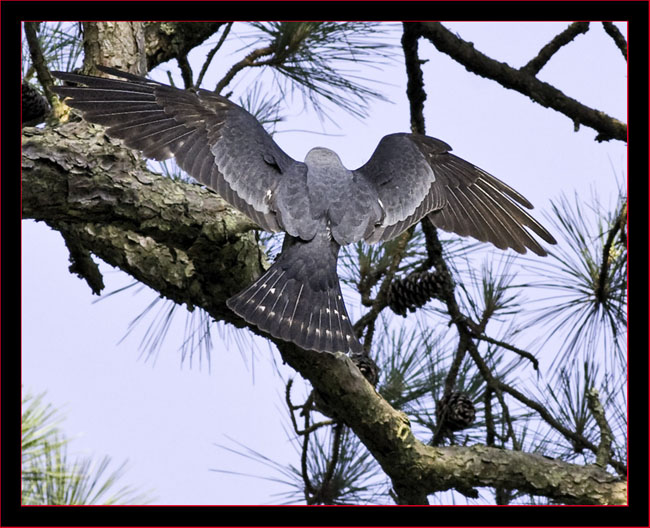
[{"x1": 52, "y1": 66, "x2": 556, "y2": 354}]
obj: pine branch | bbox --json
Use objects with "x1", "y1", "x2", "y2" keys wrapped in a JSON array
[
  {"x1": 601, "y1": 22, "x2": 627, "y2": 60},
  {"x1": 586, "y1": 388, "x2": 614, "y2": 468},
  {"x1": 22, "y1": 122, "x2": 260, "y2": 324},
  {"x1": 143, "y1": 22, "x2": 225, "y2": 71},
  {"x1": 273, "y1": 342, "x2": 625, "y2": 504},
  {"x1": 410, "y1": 22, "x2": 626, "y2": 142},
  {"x1": 23, "y1": 22, "x2": 63, "y2": 119},
  {"x1": 521, "y1": 22, "x2": 590, "y2": 75},
  {"x1": 196, "y1": 22, "x2": 233, "y2": 88}
]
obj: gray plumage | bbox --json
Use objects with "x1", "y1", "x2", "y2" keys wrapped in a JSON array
[{"x1": 52, "y1": 66, "x2": 556, "y2": 353}]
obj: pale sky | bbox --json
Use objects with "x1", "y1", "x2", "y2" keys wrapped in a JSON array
[{"x1": 22, "y1": 22, "x2": 626, "y2": 505}]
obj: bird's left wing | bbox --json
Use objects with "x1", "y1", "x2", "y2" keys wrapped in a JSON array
[
  {"x1": 353, "y1": 133, "x2": 556, "y2": 255},
  {"x1": 52, "y1": 66, "x2": 303, "y2": 234}
]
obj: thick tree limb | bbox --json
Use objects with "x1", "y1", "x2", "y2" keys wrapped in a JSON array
[
  {"x1": 22, "y1": 121, "x2": 262, "y2": 324},
  {"x1": 82, "y1": 22, "x2": 146, "y2": 75},
  {"x1": 410, "y1": 22, "x2": 626, "y2": 142},
  {"x1": 274, "y1": 343, "x2": 626, "y2": 505}
]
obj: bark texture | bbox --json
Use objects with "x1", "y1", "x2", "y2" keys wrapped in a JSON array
[{"x1": 22, "y1": 121, "x2": 263, "y2": 324}]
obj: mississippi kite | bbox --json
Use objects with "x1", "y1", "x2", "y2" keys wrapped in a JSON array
[{"x1": 52, "y1": 66, "x2": 556, "y2": 354}]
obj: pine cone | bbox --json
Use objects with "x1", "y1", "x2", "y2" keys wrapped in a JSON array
[
  {"x1": 350, "y1": 352, "x2": 380, "y2": 386},
  {"x1": 22, "y1": 81, "x2": 50, "y2": 127},
  {"x1": 387, "y1": 271, "x2": 444, "y2": 316},
  {"x1": 436, "y1": 392, "x2": 476, "y2": 433}
]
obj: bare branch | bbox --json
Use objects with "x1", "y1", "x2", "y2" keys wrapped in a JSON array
[
  {"x1": 401, "y1": 22, "x2": 427, "y2": 135},
  {"x1": 59, "y1": 226, "x2": 105, "y2": 295},
  {"x1": 471, "y1": 332, "x2": 539, "y2": 371},
  {"x1": 410, "y1": 22, "x2": 626, "y2": 142},
  {"x1": 521, "y1": 22, "x2": 590, "y2": 75},
  {"x1": 215, "y1": 46, "x2": 275, "y2": 94},
  {"x1": 23, "y1": 22, "x2": 61, "y2": 118},
  {"x1": 196, "y1": 22, "x2": 234, "y2": 88},
  {"x1": 602, "y1": 22, "x2": 627, "y2": 60},
  {"x1": 586, "y1": 388, "x2": 614, "y2": 468},
  {"x1": 175, "y1": 53, "x2": 194, "y2": 89}
]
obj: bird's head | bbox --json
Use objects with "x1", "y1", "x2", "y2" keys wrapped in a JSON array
[{"x1": 304, "y1": 147, "x2": 344, "y2": 168}]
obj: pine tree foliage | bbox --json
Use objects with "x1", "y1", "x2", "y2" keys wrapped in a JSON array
[{"x1": 21, "y1": 392, "x2": 151, "y2": 505}]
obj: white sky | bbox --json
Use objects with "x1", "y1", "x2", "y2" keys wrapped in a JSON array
[{"x1": 22, "y1": 22, "x2": 626, "y2": 505}]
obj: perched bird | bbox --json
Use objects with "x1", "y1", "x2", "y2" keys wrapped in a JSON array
[{"x1": 52, "y1": 66, "x2": 556, "y2": 354}]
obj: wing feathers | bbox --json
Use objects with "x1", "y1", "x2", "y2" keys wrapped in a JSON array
[
  {"x1": 52, "y1": 68, "x2": 296, "y2": 233},
  {"x1": 356, "y1": 133, "x2": 556, "y2": 254}
]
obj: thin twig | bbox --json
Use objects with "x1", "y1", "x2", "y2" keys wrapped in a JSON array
[
  {"x1": 23, "y1": 22, "x2": 57, "y2": 109},
  {"x1": 215, "y1": 45, "x2": 274, "y2": 94},
  {"x1": 285, "y1": 379, "x2": 333, "y2": 436},
  {"x1": 484, "y1": 387, "x2": 496, "y2": 446},
  {"x1": 317, "y1": 423, "x2": 344, "y2": 504},
  {"x1": 602, "y1": 22, "x2": 627, "y2": 60},
  {"x1": 196, "y1": 22, "x2": 233, "y2": 88},
  {"x1": 299, "y1": 392, "x2": 315, "y2": 498},
  {"x1": 521, "y1": 22, "x2": 590, "y2": 76},
  {"x1": 176, "y1": 54, "x2": 194, "y2": 89},
  {"x1": 471, "y1": 333, "x2": 539, "y2": 371},
  {"x1": 466, "y1": 342, "x2": 520, "y2": 450},
  {"x1": 431, "y1": 334, "x2": 471, "y2": 446},
  {"x1": 586, "y1": 388, "x2": 614, "y2": 468}
]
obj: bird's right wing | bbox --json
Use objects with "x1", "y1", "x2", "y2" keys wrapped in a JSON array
[{"x1": 52, "y1": 66, "x2": 304, "y2": 234}]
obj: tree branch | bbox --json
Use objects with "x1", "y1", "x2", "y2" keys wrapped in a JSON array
[
  {"x1": 273, "y1": 342, "x2": 626, "y2": 505},
  {"x1": 143, "y1": 22, "x2": 226, "y2": 72},
  {"x1": 22, "y1": 122, "x2": 261, "y2": 324},
  {"x1": 196, "y1": 22, "x2": 234, "y2": 89},
  {"x1": 23, "y1": 22, "x2": 63, "y2": 120},
  {"x1": 410, "y1": 22, "x2": 626, "y2": 142},
  {"x1": 586, "y1": 388, "x2": 614, "y2": 468},
  {"x1": 601, "y1": 22, "x2": 627, "y2": 61},
  {"x1": 401, "y1": 23, "x2": 427, "y2": 135},
  {"x1": 215, "y1": 45, "x2": 275, "y2": 94},
  {"x1": 521, "y1": 22, "x2": 590, "y2": 75}
]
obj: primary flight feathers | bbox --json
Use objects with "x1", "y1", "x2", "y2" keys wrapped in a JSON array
[{"x1": 52, "y1": 66, "x2": 556, "y2": 353}]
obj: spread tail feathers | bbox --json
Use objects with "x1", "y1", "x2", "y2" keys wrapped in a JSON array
[{"x1": 227, "y1": 234, "x2": 362, "y2": 353}]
